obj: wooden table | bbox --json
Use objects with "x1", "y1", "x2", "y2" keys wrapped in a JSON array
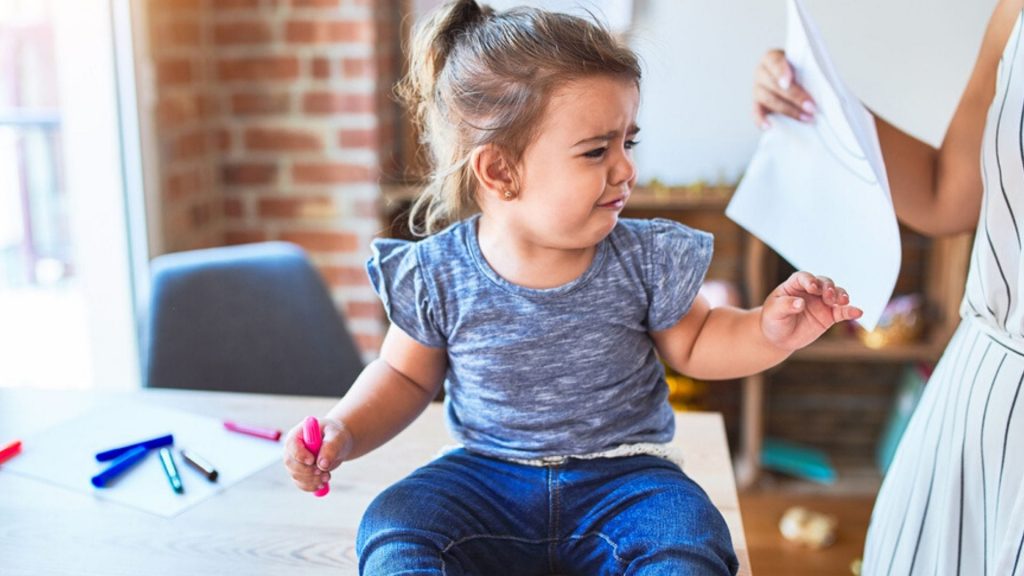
[{"x1": 0, "y1": 388, "x2": 751, "y2": 575}]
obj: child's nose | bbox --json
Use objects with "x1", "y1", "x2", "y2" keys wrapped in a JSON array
[{"x1": 611, "y1": 150, "x2": 637, "y2": 186}]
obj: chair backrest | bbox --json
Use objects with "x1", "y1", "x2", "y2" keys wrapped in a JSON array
[{"x1": 145, "y1": 241, "x2": 363, "y2": 396}]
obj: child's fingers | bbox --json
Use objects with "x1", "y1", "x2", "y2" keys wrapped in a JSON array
[
  {"x1": 835, "y1": 287, "x2": 850, "y2": 305},
  {"x1": 834, "y1": 305, "x2": 863, "y2": 322},
  {"x1": 292, "y1": 469, "x2": 330, "y2": 492},
  {"x1": 283, "y1": 425, "x2": 314, "y2": 467},
  {"x1": 816, "y1": 276, "x2": 838, "y2": 306},
  {"x1": 765, "y1": 294, "x2": 805, "y2": 322},
  {"x1": 316, "y1": 418, "x2": 352, "y2": 472},
  {"x1": 783, "y1": 271, "x2": 821, "y2": 295}
]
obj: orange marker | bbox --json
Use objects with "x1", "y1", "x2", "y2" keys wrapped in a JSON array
[{"x1": 0, "y1": 440, "x2": 22, "y2": 465}]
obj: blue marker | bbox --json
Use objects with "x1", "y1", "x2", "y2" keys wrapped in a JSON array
[
  {"x1": 95, "y1": 434, "x2": 174, "y2": 462},
  {"x1": 91, "y1": 446, "x2": 149, "y2": 488},
  {"x1": 158, "y1": 447, "x2": 184, "y2": 494}
]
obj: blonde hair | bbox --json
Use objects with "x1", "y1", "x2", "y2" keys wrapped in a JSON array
[{"x1": 398, "y1": 0, "x2": 641, "y2": 236}]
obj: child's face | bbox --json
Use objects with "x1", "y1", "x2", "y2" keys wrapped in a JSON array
[{"x1": 511, "y1": 75, "x2": 640, "y2": 249}]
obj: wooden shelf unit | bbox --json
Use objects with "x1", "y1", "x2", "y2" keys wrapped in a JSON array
[{"x1": 736, "y1": 230, "x2": 972, "y2": 489}]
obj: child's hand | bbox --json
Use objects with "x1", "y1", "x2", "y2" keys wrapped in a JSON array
[
  {"x1": 761, "y1": 271, "x2": 862, "y2": 352},
  {"x1": 283, "y1": 417, "x2": 353, "y2": 493}
]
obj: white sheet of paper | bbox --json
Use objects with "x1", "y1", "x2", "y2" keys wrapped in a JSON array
[
  {"x1": 726, "y1": 0, "x2": 900, "y2": 330},
  {"x1": 4, "y1": 402, "x2": 283, "y2": 517}
]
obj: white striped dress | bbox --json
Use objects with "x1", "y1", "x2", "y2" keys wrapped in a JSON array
[{"x1": 862, "y1": 11, "x2": 1024, "y2": 576}]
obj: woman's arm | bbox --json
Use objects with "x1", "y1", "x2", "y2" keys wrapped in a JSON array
[
  {"x1": 753, "y1": 0, "x2": 1021, "y2": 237},
  {"x1": 877, "y1": 0, "x2": 1019, "y2": 236}
]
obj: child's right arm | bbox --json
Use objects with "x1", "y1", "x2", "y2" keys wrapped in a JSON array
[{"x1": 284, "y1": 324, "x2": 447, "y2": 493}]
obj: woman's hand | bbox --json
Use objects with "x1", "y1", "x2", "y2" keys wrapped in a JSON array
[
  {"x1": 761, "y1": 271, "x2": 862, "y2": 352},
  {"x1": 282, "y1": 417, "x2": 353, "y2": 493},
  {"x1": 753, "y1": 49, "x2": 817, "y2": 129}
]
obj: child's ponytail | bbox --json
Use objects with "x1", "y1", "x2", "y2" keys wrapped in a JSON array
[
  {"x1": 399, "y1": 0, "x2": 493, "y2": 236},
  {"x1": 400, "y1": 0, "x2": 491, "y2": 117}
]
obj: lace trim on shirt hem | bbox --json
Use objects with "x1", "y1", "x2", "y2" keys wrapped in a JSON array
[{"x1": 435, "y1": 443, "x2": 685, "y2": 469}]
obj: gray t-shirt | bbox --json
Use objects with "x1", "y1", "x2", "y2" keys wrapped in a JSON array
[{"x1": 366, "y1": 214, "x2": 713, "y2": 461}]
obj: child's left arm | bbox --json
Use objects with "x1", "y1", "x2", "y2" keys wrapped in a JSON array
[{"x1": 651, "y1": 271, "x2": 862, "y2": 380}]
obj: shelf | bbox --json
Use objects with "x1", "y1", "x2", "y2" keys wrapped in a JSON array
[
  {"x1": 791, "y1": 338, "x2": 945, "y2": 363},
  {"x1": 379, "y1": 182, "x2": 735, "y2": 211},
  {"x1": 748, "y1": 453, "x2": 883, "y2": 496}
]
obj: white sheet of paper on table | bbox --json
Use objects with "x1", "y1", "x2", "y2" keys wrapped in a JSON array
[
  {"x1": 726, "y1": 0, "x2": 900, "y2": 331},
  {"x1": 3, "y1": 402, "x2": 283, "y2": 517}
]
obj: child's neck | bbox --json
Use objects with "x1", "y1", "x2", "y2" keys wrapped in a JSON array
[{"x1": 476, "y1": 215, "x2": 597, "y2": 290}]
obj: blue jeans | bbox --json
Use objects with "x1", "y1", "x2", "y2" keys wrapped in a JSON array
[{"x1": 356, "y1": 449, "x2": 738, "y2": 575}]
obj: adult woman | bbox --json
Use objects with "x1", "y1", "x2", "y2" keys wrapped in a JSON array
[{"x1": 753, "y1": 1, "x2": 1024, "y2": 573}]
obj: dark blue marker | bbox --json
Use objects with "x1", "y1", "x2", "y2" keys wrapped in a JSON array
[
  {"x1": 90, "y1": 446, "x2": 149, "y2": 488},
  {"x1": 95, "y1": 434, "x2": 174, "y2": 462}
]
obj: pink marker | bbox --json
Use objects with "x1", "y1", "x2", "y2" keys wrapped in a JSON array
[
  {"x1": 223, "y1": 420, "x2": 281, "y2": 441},
  {"x1": 301, "y1": 416, "x2": 330, "y2": 498}
]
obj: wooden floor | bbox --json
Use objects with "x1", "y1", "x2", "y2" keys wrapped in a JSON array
[{"x1": 739, "y1": 491, "x2": 876, "y2": 576}]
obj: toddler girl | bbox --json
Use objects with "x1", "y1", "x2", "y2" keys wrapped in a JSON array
[{"x1": 285, "y1": 2, "x2": 861, "y2": 574}]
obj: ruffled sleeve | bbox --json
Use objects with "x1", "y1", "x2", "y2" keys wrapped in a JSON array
[
  {"x1": 644, "y1": 218, "x2": 714, "y2": 331},
  {"x1": 366, "y1": 238, "x2": 446, "y2": 348}
]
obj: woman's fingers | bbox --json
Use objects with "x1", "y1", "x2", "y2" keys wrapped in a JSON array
[{"x1": 754, "y1": 50, "x2": 816, "y2": 125}]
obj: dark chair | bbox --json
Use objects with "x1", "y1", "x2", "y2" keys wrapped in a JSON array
[{"x1": 145, "y1": 241, "x2": 363, "y2": 396}]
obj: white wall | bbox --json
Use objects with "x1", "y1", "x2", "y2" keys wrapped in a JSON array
[
  {"x1": 486, "y1": 0, "x2": 998, "y2": 185},
  {"x1": 632, "y1": 0, "x2": 997, "y2": 184}
]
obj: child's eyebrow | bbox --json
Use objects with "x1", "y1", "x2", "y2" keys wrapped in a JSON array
[{"x1": 573, "y1": 125, "x2": 641, "y2": 147}]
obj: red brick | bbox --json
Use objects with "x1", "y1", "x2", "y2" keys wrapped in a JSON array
[
  {"x1": 244, "y1": 127, "x2": 322, "y2": 152},
  {"x1": 338, "y1": 128, "x2": 377, "y2": 149},
  {"x1": 225, "y1": 230, "x2": 269, "y2": 244},
  {"x1": 257, "y1": 196, "x2": 335, "y2": 218},
  {"x1": 166, "y1": 168, "x2": 204, "y2": 201},
  {"x1": 303, "y1": 91, "x2": 375, "y2": 114},
  {"x1": 321, "y1": 265, "x2": 368, "y2": 286},
  {"x1": 209, "y1": 0, "x2": 262, "y2": 8},
  {"x1": 289, "y1": 0, "x2": 340, "y2": 7},
  {"x1": 173, "y1": 129, "x2": 208, "y2": 161},
  {"x1": 214, "y1": 21, "x2": 273, "y2": 45},
  {"x1": 189, "y1": 201, "x2": 214, "y2": 227},
  {"x1": 197, "y1": 94, "x2": 221, "y2": 120},
  {"x1": 222, "y1": 163, "x2": 278, "y2": 185},
  {"x1": 231, "y1": 92, "x2": 290, "y2": 115},
  {"x1": 341, "y1": 57, "x2": 374, "y2": 79},
  {"x1": 293, "y1": 162, "x2": 376, "y2": 184},
  {"x1": 354, "y1": 331, "x2": 383, "y2": 356},
  {"x1": 156, "y1": 58, "x2": 193, "y2": 86},
  {"x1": 151, "y1": 0, "x2": 202, "y2": 14},
  {"x1": 311, "y1": 57, "x2": 331, "y2": 79},
  {"x1": 215, "y1": 129, "x2": 232, "y2": 152},
  {"x1": 285, "y1": 20, "x2": 373, "y2": 44},
  {"x1": 151, "y1": 19, "x2": 201, "y2": 49},
  {"x1": 345, "y1": 300, "x2": 383, "y2": 320},
  {"x1": 217, "y1": 57, "x2": 300, "y2": 82},
  {"x1": 279, "y1": 230, "x2": 359, "y2": 252},
  {"x1": 156, "y1": 95, "x2": 201, "y2": 126},
  {"x1": 224, "y1": 197, "x2": 245, "y2": 218}
]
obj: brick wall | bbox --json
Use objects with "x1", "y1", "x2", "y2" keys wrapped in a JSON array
[{"x1": 145, "y1": 0, "x2": 401, "y2": 357}]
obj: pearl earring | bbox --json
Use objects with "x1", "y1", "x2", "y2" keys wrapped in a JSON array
[{"x1": 504, "y1": 189, "x2": 515, "y2": 200}]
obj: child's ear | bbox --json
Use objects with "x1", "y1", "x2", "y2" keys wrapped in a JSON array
[{"x1": 470, "y1": 145, "x2": 517, "y2": 200}]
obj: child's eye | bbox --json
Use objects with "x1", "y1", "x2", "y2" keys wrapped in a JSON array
[
  {"x1": 583, "y1": 147, "x2": 608, "y2": 158},
  {"x1": 625, "y1": 139, "x2": 640, "y2": 150}
]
